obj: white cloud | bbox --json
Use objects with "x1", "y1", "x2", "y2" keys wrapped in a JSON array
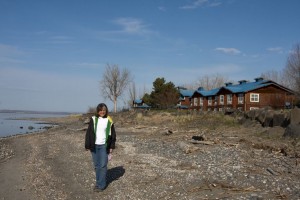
[
  {"x1": 180, "y1": 0, "x2": 221, "y2": 9},
  {"x1": 113, "y1": 17, "x2": 150, "y2": 35},
  {"x1": 158, "y1": 6, "x2": 166, "y2": 11},
  {"x1": 267, "y1": 47, "x2": 283, "y2": 53},
  {"x1": 90, "y1": 18, "x2": 157, "y2": 43},
  {"x1": 180, "y1": 0, "x2": 208, "y2": 9},
  {"x1": 207, "y1": 2, "x2": 222, "y2": 7},
  {"x1": 215, "y1": 47, "x2": 241, "y2": 55},
  {"x1": 0, "y1": 43, "x2": 24, "y2": 56}
]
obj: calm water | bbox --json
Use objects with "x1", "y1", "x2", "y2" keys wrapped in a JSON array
[{"x1": 0, "y1": 112, "x2": 68, "y2": 137}]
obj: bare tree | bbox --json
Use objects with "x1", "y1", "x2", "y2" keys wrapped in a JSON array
[
  {"x1": 261, "y1": 70, "x2": 282, "y2": 83},
  {"x1": 128, "y1": 82, "x2": 137, "y2": 108},
  {"x1": 195, "y1": 73, "x2": 229, "y2": 90},
  {"x1": 284, "y1": 43, "x2": 300, "y2": 96},
  {"x1": 141, "y1": 84, "x2": 149, "y2": 99},
  {"x1": 260, "y1": 70, "x2": 291, "y2": 88},
  {"x1": 100, "y1": 64, "x2": 132, "y2": 112}
]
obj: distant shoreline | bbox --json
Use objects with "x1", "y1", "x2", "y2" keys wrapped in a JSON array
[
  {"x1": 0, "y1": 109, "x2": 78, "y2": 115},
  {"x1": 0, "y1": 112, "x2": 76, "y2": 138}
]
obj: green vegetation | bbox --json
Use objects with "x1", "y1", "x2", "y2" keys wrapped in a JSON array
[{"x1": 142, "y1": 77, "x2": 180, "y2": 109}]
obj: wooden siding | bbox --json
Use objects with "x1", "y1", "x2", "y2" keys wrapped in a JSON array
[
  {"x1": 190, "y1": 84, "x2": 296, "y2": 112},
  {"x1": 179, "y1": 96, "x2": 191, "y2": 107},
  {"x1": 244, "y1": 85, "x2": 295, "y2": 110}
]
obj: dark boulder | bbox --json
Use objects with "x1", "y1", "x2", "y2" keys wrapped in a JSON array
[
  {"x1": 246, "y1": 110, "x2": 256, "y2": 120},
  {"x1": 273, "y1": 113, "x2": 289, "y2": 127},
  {"x1": 263, "y1": 110, "x2": 274, "y2": 127},
  {"x1": 256, "y1": 109, "x2": 265, "y2": 125},
  {"x1": 290, "y1": 107, "x2": 300, "y2": 125},
  {"x1": 283, "y1": 124, "x2": 300, "y2": 138}
]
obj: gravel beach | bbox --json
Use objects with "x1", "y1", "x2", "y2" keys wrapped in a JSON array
[{"x1": 0, "y1": 111, "x2": 299, "y2": 200}]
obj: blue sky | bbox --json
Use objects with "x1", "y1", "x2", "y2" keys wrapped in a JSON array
[{"x1": 0, "y1": 0, "x2": 299, "y2": 112}]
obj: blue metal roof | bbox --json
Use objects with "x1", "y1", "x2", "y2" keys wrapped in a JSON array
[
  {"x1": 191, "y1": 79, "x2": 278, "y2": 97},
  {"x1": 222, "y1": 80, "x2": 271, "y2": 93},
  {"x1": 181, "y1": 78, "x2": 294, "y2": 99},
  {"x1": 133, "y1": 99, "x2": 143, "y2": 104},
  {"x1": 179, "y1": 89, "x2": 194, "y2": 97},
  {"x1": 193, "y1": 87, "x2": 220, "y2": 97}
]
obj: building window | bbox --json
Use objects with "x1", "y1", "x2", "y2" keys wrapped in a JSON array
[
  {"x1": 214, "y1": 96, "x2": 218, "y2": 106},
  {"x1": 200, "y1": 97, "x2": 203, "y2": 106},
  {"x1": 227, "y1": 94, "x2": 232, "y2": 105},
  {"x1": 193, "y1": 98, "x2": 198, "y2": 106},
  {"x1": 208, "y1": 97, "x2": 212, "y2": 105},
  {"x1": 238, "y1": 94, "x2": 244, "y2": 104},
  {"x1": 220, "y1": 95, "x2": 224, "y2": 105},
  {"x1": 250, "y1": 93, "x2": 259, "y2": 102}
]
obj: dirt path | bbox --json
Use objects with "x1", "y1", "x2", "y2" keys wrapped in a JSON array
[{"x1": 0, "y1": 136, "x2": 32, "y2": 200}]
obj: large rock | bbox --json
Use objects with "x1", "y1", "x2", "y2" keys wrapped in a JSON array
[
  {"x1": 273, "y1": 113, "x2": 289, "y2": 127},
  {"x1": 177, "y1": 141, "x2": 199, "y2": 154},
  {"x1": 283, "y1": 124, "x2": 300, "y2": 138},
  {"x1": 247, "y1": 109, "x2": 256, "y2": 120},
  {"x1": 263, "y1": 110, "x2": 274, "y2": 127},
  {"x1": 290, "y1": 107, "x2": 300, "y2": 125},
  {"x1": 243, "y1": 108, "x2": 291, "y2": 128},
  {"x1": 256, "y1": 109, "x2": 265, "y2": 124}
]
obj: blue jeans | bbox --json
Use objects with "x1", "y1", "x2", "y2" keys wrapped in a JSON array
[{"x1": 91, "y1": 144, "x2": 108, "y2": 189}]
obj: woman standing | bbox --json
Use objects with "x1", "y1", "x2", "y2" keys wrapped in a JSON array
[{"x1": 85, "y1": 103, "x2": 116, "y2": 192}]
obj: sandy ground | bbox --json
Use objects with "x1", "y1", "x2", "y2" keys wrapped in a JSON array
[{"x1": 0, "y1": 112, "x2": 299, "y2": 200}]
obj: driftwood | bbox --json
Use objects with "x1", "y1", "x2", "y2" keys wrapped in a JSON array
[
  {"x1": 223, "y1": 142, "x2": 239, "y2": 147},
  {"x1": 163, "y1": 130, "x2": 174, "y2": 135},
  {"x1": 266, "y1": 168, "x2": 277, "y2": 175},
  {"x1": 177, "y1": 141, "x2": 199, "y2": 154},
  {"x1": 135, "y1": 126, "x2": 148, "y2": 129},
  {"x1": 189, "y1": 139, "x2": 240, "y2": 148}
]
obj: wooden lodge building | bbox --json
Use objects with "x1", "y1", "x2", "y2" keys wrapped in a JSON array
[
  {"x1": 178, "y1": 77, "x2": 296, "y2": 112},
  {"x1": 177, "y1": 87, "x2": 194, "y2": 109}
]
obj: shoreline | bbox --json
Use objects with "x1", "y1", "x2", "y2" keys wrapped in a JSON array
[
  {"x1": 0, "y1": 122, "x2": 58, "y2": 139},
  {"x1": 0, "y1": 113, "x2": 80, "y2": 138},
  {"x1": 0, "y1": 125, "x2": 56, "y2": 139},
  {"x1": 0, "y1": 109, "x2": 76, "y2": 115}
]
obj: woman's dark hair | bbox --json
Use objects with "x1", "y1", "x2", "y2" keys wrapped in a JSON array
[{"x1": 96, "y1": 103, "x2": 108, "y2": 118}]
